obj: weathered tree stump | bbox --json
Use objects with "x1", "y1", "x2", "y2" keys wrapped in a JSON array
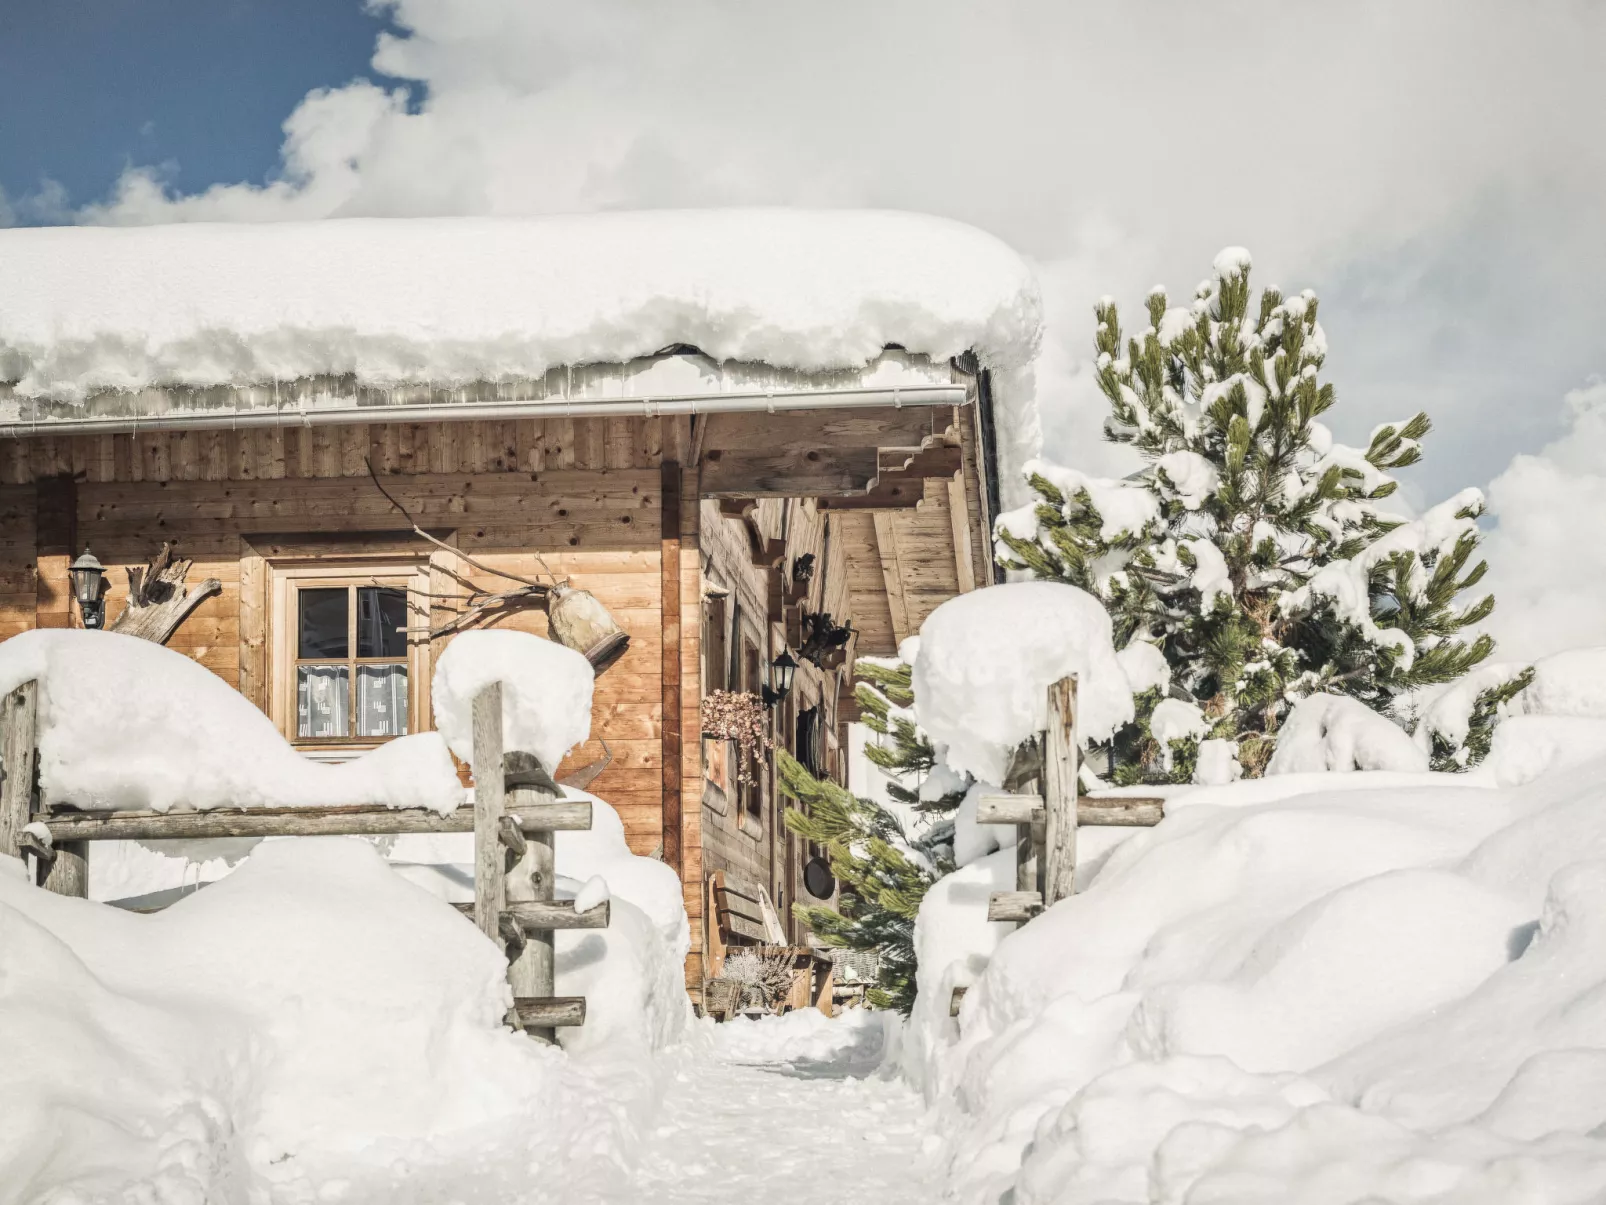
[{"x1": 108, "y1": 542, "x2": 222, "y2": 645}]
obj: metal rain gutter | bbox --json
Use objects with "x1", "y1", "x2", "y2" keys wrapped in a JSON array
[{"x1": 0, "y1": 383, "x2": 968, "y2": 439}]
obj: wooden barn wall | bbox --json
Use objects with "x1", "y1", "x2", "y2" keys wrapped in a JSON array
[
  {"x1": 696, "y1": 494, "x2": 858, "y2": 945},
  {"x1": 0, "y1": 416, "x2": 706, "y2": 980},
  {"x1": 697, "y1": 498, "x2": 777, "y2": 899}
]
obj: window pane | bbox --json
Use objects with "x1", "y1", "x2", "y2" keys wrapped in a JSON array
[
  {"x1": 298, "y1": 664, "x2": 350, "y2": 738},
  {"x1": 298, "y1": 588, "x2": 349, "y2": 659},
  {"x1": 357, "y1": 587, "x2": 409, "y2": 659},
  {"x1": 356, "y1": 664, "x2": 408, "y2": 737}
]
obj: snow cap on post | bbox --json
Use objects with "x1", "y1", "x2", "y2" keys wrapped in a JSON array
[
  {"x1": 911, "y1": 582, "x2": 1134, "y2": 784},
  {"x1": 432, "y1": 630, "x2": 594, "y2": 773}
]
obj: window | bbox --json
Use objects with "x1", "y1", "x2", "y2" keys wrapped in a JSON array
[
  {"x1": 295, "y1": 584, "x2": 411, "y2": 739},
  {"x1": 702, "y1": 592, "x2": 728, "y2": 694},
  {"x1": 270, "y1": 561, "x2": 429, "y2": 750}
]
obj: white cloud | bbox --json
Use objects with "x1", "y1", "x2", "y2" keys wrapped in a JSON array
[
  {"x1": 64, "y1": 0, "x2": 1606, "y2": 567},
  {"x1": 1481, "y1": 380, "x2": 1606, "y2": 662}
]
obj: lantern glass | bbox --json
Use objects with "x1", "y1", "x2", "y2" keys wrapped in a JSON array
[
  {"x1": 771, "y1": 650, "x2": 798, "y2": 700},
  {"x1": 68, "y1": 549, "x2": 106, "y2": 606}
]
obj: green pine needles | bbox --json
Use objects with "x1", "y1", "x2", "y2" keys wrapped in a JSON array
[
  {"x1": 780, "y1": 656, "x2": 964, "y2": 1012},
  {"x1": 996, "y1": 246, "x2": 1521, "y2": 780}
]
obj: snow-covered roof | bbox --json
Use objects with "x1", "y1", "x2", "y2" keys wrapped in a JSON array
[{"x1": 0, "y1": 210, "x2": 1042, "y2": 407}]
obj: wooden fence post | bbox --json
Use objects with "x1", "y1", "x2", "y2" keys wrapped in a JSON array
[
  {"x1": 471, "y1": 683, "x2": 506, "y2": 943},
  {"x1": 1042, "y1": 675, "x2": 1079, "y2": 907},
  {"x1": 504, "y1": 750, "x2": 557, "y2": 1042},
  {"x1": 1, "y1": 681, "x2": 38, "y2": 861}
]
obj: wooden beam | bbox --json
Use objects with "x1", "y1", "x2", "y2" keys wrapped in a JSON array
[
  {"x1": 472, "y1": 683, "x2": 506, "y2": 944},
  {"x1": 660, "y1": 459, "x2": 684, "y2": 876},
  {"x1": 871, "y1": 512, "x2": 912, "y2": 648},
  {"x1": 947, "y1": 473, "x2": 978, "y2": 593},
  {"x1": 701, "y1": 407, "x2": 948, "y2": 453},
  {"x1": 0, "y1": 681, "x2": 38, "y2": 861},
  {"x1": 512, "y1": 997, "x2": 587, "y2": 1028},
  {"x1": 505, "y1": 749, "x2": 557, "y2": 1042},
  {"x1": 814, "y1": 442, "x2": 964, "y2": 511},
  {"x1": 37, "y1": 799, "x2": 591, "y2": 842},
  {"x1": 504, "y1": 899, "x2": 612, "y2": 931},
  {"x1": 1043, "y1": 677, "x2": 1079, "y2": 907},
  {"x1": 699, "y1": 448, "x2": 881, "y2": 498},
  {"x1": 975, "y1": 793, "x2": 1165, "y2": 829},
  {"x1": 987, "y1": 891, "x2": 1043, "y2": 923}
]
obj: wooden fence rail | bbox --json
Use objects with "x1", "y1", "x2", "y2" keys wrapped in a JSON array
[
  {"x1": 0, "y1": 678, "x2": 599, "y2": 1043},
  {"x1": 952, "y1": 674, "x2": 1167, "y2": 1015}
]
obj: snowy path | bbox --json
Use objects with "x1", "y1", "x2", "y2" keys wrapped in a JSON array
[{"x1": 597, "y1": 1015, "x2": 940, "y2": 1204}]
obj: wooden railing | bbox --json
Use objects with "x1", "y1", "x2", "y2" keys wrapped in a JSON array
[
  {"x1": 948, "y1": 674, "x2": 1164, "y2": 1018},
  {"x1": 0, "y1": 678, "x2": 604, "y2": 1042}
]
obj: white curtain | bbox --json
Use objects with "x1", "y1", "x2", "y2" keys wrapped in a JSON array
[
  {"x1": 356, "y1": 664, "x2": 409, "y2": 737},
  {"x1": 297, "y1": 665, "x2": 350, "y2": 738}
]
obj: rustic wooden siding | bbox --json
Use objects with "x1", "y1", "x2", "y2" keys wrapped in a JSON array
[{"x1": 0, "y1": 417, "x2": 690, "y2": 882}]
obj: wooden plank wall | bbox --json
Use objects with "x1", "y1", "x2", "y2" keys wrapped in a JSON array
[{"x1": 0, "y1": 416, "x2": 705, "y2": 981}]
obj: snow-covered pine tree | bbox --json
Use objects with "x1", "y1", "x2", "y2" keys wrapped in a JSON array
[
  {"x1": 779, "y1": 750, "x2": 945, "y2": 1011},
  {"x1": 779, "y1": 654, "x2": 967, "y2": 1011},
  {"x1": 853, "y1": 655, "x2": 967, "y2": 813},
  {"x1": 997, "y1": 247, "x2": 1518, "y2": 780}
]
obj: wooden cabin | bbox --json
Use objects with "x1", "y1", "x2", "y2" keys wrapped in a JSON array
[{"x1": 0, "y1": 213, "x2": 1037, "y2": 1000}]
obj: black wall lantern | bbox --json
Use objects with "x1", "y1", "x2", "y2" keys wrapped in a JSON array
[
  {"x1": 761, "y1": 649, "x2": 798, "y2": 708},
  {"x1": 68, "y1": 548, "x2": 108, "y2": 629}
]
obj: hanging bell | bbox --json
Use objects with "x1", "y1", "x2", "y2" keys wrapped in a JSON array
[{"x1": 547, "y1": 583, "x2": 631, "y2": 674}]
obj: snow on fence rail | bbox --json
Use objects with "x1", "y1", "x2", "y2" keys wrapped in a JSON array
[
  {"x1": 949, "y1": 674, "x2": 1166, "y2": 1017},
  {"x1": 0, "y1": 677, "x2": 602, "y2": 1042}
]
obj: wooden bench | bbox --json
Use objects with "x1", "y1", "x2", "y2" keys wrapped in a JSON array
[{"x1": 703, "y1": 868, "x2": 833, "y2": 1018}]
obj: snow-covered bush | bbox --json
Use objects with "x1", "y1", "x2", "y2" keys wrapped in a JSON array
[
  {"x1": 1266, "y1": 693, "x2": 1429, "y2": 774},
  {"x1": 996, "y1": 247, "x2": 1519, "y2": 781}
]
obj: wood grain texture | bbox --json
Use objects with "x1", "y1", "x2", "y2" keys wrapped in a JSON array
[
  {"x1": 471, "y1": 683, "x2": 506, "y2": 943},
  {"x1": 660, "y1": 460, "x2": 683, "y2": 874},
  {"x1": 0, "y1": 682, "x2": 38, "y2": 860},
  {"x1": 37, "y1": 799, "x2": 592, "y2": 841},
  {"x1": 1042, "y1": 676, "x2": 1079, "y2": 906}
]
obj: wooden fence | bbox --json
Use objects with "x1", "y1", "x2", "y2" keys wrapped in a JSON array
[
  {"x1": 949, "y1": 674, "x2": 1164, "y2": 1018},
  {"x1": 0, "y1": 678, "x2": 603, "y2": 1042}
]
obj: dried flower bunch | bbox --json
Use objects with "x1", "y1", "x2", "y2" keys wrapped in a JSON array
[
  {"x1": 721, "y1": 947, "x2": 798, "y2": 1008},
  {"x1": 700, "y1": 690, "x2": 772, "y2": 785}
]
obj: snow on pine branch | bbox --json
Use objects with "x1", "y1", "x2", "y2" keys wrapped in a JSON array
[{"x1": 995, "y1": 246, "x2": 1514, "y2": 783}]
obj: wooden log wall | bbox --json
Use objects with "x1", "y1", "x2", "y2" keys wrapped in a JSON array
[{"x1": 0, "y1": 415, "x2": 705, "y2": 982}]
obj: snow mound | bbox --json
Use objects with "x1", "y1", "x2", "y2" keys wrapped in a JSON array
[
  {"x1": 431, "y1": 629, "x2": 593, "y2": 771},
  {"x1": 0, "y1": 839, "x2": 614, "y2": 1201},
  {"x1": 1511, "y1": 646, "x2": 1606, "y2": 719},
  {"x1": 1266, "y1": 693, "x2": 1428, "y2": 775},
  {"x1": 1115, "y1": 640, "x2": 1169, "y2": 697},
  {"x1": 0, "y1": 629, "x2": 461, "y2": 813},
  {"x1": 911, "y1": 582, "x2": 1134, "y2": 784},
  {"x1": 907, "y1": 753, "x2": 1606, "y2": 1204},
  {"x1": 0, "y1": 210, "x2": 1042, "y2": 401}
]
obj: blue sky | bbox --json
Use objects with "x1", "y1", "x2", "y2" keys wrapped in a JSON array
[{"x1": 0, "y1": 0, "x2": 390, "y2": 215}]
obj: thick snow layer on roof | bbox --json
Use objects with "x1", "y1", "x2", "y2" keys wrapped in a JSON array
[{"x1": 0, "y1": 210, "x2": 1043, "y2": 401}]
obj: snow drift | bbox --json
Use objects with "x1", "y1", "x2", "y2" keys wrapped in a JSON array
[
  {"x1": 905, "y1": 753, "x2": 1606, "y2": 1204},
  {"x1": 0, "y1": 629, "x2": 463, "y2": 813}
]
